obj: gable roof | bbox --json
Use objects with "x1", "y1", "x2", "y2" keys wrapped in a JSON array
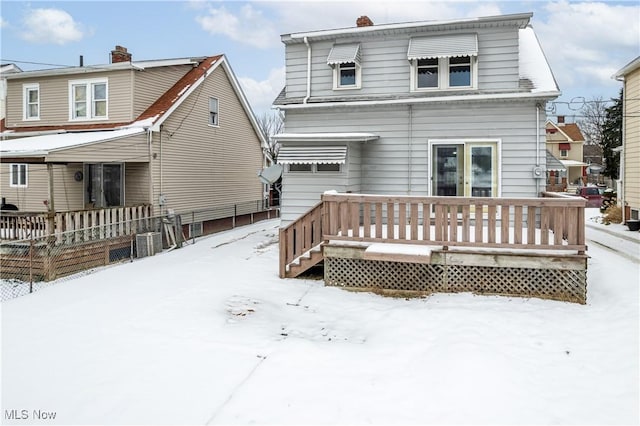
[
  {"x1": 2, "y1": 55, "x2": 267, "y2": 148},
  {"x1": 614, "y1": 56, "x2": 640, "y2": 79},
  {"x1": 546, "y1": 120, "x2": 585, "y2": 142}
]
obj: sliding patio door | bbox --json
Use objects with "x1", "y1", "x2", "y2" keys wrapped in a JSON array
[
  {"x1": 85, "y1": 163, "x2": 124, "y2": 208},
  {"x1": 431, "y1": 141, "x2": 499, "y2": 197}
]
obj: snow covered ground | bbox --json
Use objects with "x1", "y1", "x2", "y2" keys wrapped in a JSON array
[{"x1": 1, "y1": 210, "x2": 638, "y2": 425}]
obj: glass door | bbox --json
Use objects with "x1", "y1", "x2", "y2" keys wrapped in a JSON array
[
  {"x1": 85, "y1": 163, "x2": 124, "y2": 208},
  {"x1": 466, "y1": 145, "x2": 495, "y2": 197},
  {"x1": 433, "y1": 145, "x2": 463, "y2": 196}
]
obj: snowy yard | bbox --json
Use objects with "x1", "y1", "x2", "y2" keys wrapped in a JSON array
[{"x1": 1, "y1": 216, "x2": 638, "y2": 425}]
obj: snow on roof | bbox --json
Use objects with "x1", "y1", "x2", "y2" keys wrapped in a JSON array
[
  {"x1": 0, "y1": 127, "x2": 145, "y2": 156},
  {"x1": 519, "y1": 26, "x2": 560, "y2": 94},
  {"x1": 273, "y1": 132, "x2": 379, "y2": 142}
]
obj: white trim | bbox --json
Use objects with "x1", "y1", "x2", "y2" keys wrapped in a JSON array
[
  {"x1": 332, "y1": 62, "x2": 361, "y2": 90},
  {"x1": 276, "y1": 90, "x2": 560, "y2": 110},
  {"x1": 9, "y1": 163, "x2": 28, "y2": 187},
  {"x1": 68, "y1": 78, "x2": 108, "y2": 121},
  {"x1": 23, "y1": 83, "x2": 40, "y2": 121},
  {"x1": 427, "y1": 139, "x2": 502, "y2": 197},
  {"x1": 410, "y1": 56, "x2": 477, "y2": 92}
]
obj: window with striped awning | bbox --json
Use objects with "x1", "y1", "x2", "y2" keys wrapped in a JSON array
[
  {"x1": 327, "y1": 44, "x2": 361, "y2": 65},
  {"x1": 407, "y1": 34, "x2": 478, "y2": 60}
]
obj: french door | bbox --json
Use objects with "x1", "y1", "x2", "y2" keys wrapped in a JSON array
[{"x1": 431, "y1": 141, "x2": 499, "y2": 197}]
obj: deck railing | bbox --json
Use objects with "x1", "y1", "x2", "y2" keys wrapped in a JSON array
[
  {"x1": 0, "y1": 205, "x2": 153, "y2": 241},
  {"x1": 279, "y1": 193, "x2": 588, "y2": 278}
]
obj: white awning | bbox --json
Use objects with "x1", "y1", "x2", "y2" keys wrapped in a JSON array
[
  {"x1": 407, "y1": 33, "x2": 478, "y2": 60},
  {"x1": 278, "y1": 146, "x2": 347, "y2": 164},
  {"x1": 273, "y1": 132, "x2": 378, "y2": 143},
  {"x1": 327, "y1": 43, "x2": 361, "y2": 65},
  {"x1": 546, "y1": 150, "x2": 566, "y2": 171},
  {"x1": 0, "y1": 128, "x2": 145, "y2": 157},
  {"x1": 560, "y1": 159, "x2": 588, "y2": 168}
]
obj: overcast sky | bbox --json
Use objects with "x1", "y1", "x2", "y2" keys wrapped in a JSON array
[{"x1": 1, "y1": 1, "x2": 638, "y2": 119}]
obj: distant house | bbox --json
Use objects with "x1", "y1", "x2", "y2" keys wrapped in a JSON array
[
  {"x1": 0, "y1": 47, "x2": 267, "y2": 226},
  {"x1": 615, "y1": 56, "x2": 640, "y2": 222},
  {"x1": 272, "y1": 13, "x2": 560, "y2": 224},
  {"x1": 545, "y1": 116, "x2": 587, "y2": 191}
]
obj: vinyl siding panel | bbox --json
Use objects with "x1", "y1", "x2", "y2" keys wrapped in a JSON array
[
  {"x1": 149, "y1": 65, "x2": 264, "y2": 214},
  {"x1": 281, "y1": 100, "x2": 546, "y2": 219},
  {"x1": 624, "y1": 67, "x2": 640, "y2": 212},
  {"x1": 0, "y1": 163, "x2": 83, "y2": 212},
  {"x1": 284, "y1": 27, "x2": 520, "y2": 100},
  {"x1": 124, "y1": 162, "x2": 150, "y2": 205},
  {"x1": 45, "y1": 133, "x2": 149, "y2": 163},
  {"x1": 133, "y1": 65, "x2": 193, "y2": 118},
  {"x1": 5, "y1": 70, "x2": 135, "y2": 128},
  {"x1": 280, "y1": 141, "x2": 361, "y2": 224}
]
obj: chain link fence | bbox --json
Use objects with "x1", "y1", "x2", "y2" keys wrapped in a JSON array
[{"x1": 1, "y1": 199, "x2": 279, "y2": 302}]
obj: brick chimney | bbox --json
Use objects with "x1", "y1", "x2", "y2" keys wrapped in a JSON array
[
  {"x1": 111, "y1": 45, "x2": 132, "y2": 63},
  {"x1": 557, "y1": 115, "x2": 565, "y2": 125},
  {"x1": 356, "y1": 16, "x2": 374, "y2": 27}
]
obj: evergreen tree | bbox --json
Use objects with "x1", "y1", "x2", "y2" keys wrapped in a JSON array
[{"x1": 601, "y1": 89, "x2": 623, "y2": 179}]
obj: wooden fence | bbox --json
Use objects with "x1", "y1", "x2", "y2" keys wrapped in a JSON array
[{"x1": 0, "y1": 205, "x2": 153, "y2": 241}]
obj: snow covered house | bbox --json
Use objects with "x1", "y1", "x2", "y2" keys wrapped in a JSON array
[
  {"x1": 273, "y1": 12, "x2": 560, "y2": 224},
  {"x1": 0, "y1": 47, "x2": 267, "y2": 228},
  {"x1": 273, "y1": 13, "x2": 589, "y2": 304}
]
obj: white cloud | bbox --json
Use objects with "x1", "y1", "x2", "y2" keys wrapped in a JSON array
[
  {"x1": 196, "y1": 4, "x2": 279, "y2": 49},
  {"x1": 239, "y1": 66, "x2": 285, "y2": 115},
  {"x1": 20, "y1": 8, "x2": 85, "y2": 45},
  {"x1": 0, "y1": 17, "x2": 7, "y2": 28},
  {"x1": 534, "y1": 1, "x2": 639, "y2": 98}
]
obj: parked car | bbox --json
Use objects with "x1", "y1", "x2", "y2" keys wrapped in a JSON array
[{"x1": 576, "y1": 186, "x2": 604, "y2": 208}]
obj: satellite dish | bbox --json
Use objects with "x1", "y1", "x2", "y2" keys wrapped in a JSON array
[{"x1": 258, "y1": 164, "x2": 283, "y2": 185}]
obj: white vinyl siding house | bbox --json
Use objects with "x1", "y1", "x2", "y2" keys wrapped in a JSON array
[{"x1": 274, "y1": 13, "x2": 560, "y2": 224}]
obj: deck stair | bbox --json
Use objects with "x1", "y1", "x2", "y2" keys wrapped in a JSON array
[{"x1": 279, "y1": 201, "x2": 327, "y2": 278}]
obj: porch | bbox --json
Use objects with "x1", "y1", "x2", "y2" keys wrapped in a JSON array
[{"x1": 279, "y1": 193, "x2": 588, "y2": 304}]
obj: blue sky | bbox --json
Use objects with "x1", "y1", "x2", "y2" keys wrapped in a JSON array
[{"x1": 1, "y1": 1, "x2": 638, "y2": 118}]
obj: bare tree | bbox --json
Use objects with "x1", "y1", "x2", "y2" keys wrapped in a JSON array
[
  {"x1": 256, "y1": 111, "x2": 284, "y2": 163},
  {"x1": 578, "y1": 96, "x2": 608, "y2": 146}
]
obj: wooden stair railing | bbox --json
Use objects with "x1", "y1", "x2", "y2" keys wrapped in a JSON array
[{"x1": 279, "y1": 201, "x2": 326, "y2": 278}]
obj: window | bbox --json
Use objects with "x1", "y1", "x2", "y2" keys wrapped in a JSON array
[
  {"x1": 560, "y1": 149, "x2": 568, "y2": 157},
  {"x1": 209, "y1": 97, "x2": 219, "y2": 126},
  {"x1": 288, "y1": 164, "x2": 312, "y2": 172},
  {"x1": 411, "y1": 56, "x2": 475, "y2": 91},
  {"x1": 70, "y1": 79, "x2": 108, "y2": 120},
  {"x1": 449, "y1": 56, "x2": 472, "y2": 87},
  {"x1": 327, "y1": 43, "x2": 362, "y2": 90},
  {"x1": 9, "y1": 164, "x2": 28, "y2": 187},
  {"x1": 23, "y1": 84, "x2": 40, "y2": 120},
  {"x1": 417, "y1": 59, "x2": 438, "y2": 88},
  {"x1": 287, "y1": 163, "x2": 342, "y2": 173}
]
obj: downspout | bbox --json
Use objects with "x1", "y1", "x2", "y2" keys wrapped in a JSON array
[
  {"x1": 408, "y1": 105, "x2": 413, "y2": 194},
  {"x1": 303, "y1": 37, "x2": 311, "y2": 104},
  {"x1": 147, "y1": 129, "x2": 154, "y2": 215},
  {"x1": 616, "y1": 75, "x2": 626, "y2": 222},
  {"x1": 159, "y1": 124, "x2": 164, "y2": 216},
  {"x1": 536, "y1": 103, "x2": 541, "y2": 195}
]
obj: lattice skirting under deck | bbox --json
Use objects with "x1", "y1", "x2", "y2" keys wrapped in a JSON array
[{"x1": 325, "y1": 257, "x2": 587, "y2": 304}]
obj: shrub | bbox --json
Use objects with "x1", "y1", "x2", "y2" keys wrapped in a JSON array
[{"x1": 602, "y1": 205, "x2": 622, "y2": 224}]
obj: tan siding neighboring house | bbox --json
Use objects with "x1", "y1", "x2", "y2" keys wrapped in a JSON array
[
  {"x1": 133, "y1": 65, "x2": 194, "y2": 118},
  {"x1": 616, "y1": 57, "x2": 640, "y2": 221},
  {"x1": 5, "y1": 71, "x2": 135, "y2": 128},
  {"x1": 151, "y1": 65, "x2": 264, "y2": 214},
  {"x1": 1, "y1": 48, "x2": 267, "y2": 225}
]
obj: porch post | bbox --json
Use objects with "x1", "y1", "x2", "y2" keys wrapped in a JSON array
[{"x1": 45, "y1": 163, "x2": 56, "y2": 281}]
